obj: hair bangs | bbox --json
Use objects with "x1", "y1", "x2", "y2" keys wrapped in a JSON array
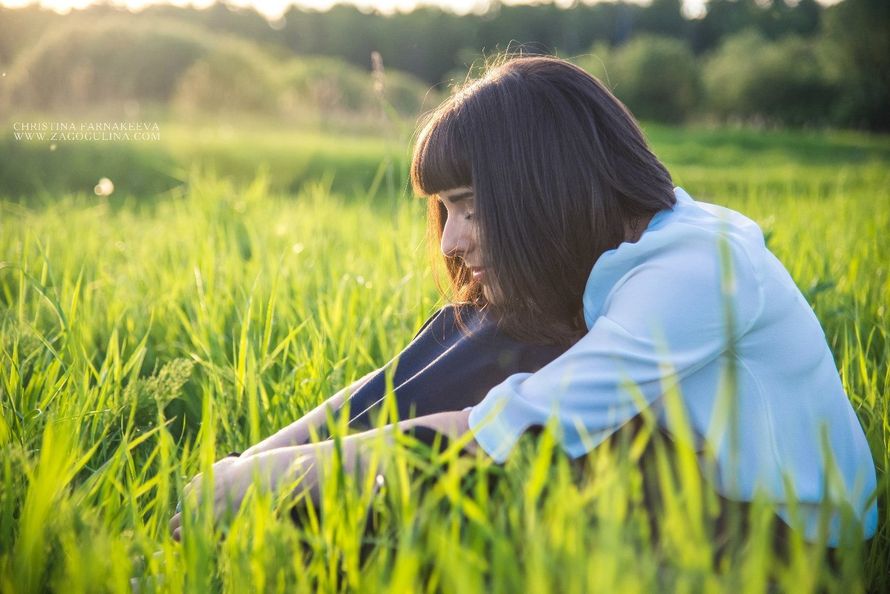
[{"x1": 410, "y1": 105, "x2": 473, "y2": 197}]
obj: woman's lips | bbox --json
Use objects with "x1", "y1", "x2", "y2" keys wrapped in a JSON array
[{"x1": 470, "y1": 267, "x2": 487, "y2": 281}]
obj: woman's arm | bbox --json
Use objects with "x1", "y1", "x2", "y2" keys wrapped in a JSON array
[
  {"x1": 169, "y1": 409, "x2": 477, "y2": 540},
  {"x1": 240, "y1": 307, "x2": 450, "y2": 457},
  {"x1": 240, "y1": 370, "x2": 377, "y2": 457}
]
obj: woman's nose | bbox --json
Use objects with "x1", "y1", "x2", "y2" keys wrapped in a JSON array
[{"x1": 441, "y1": 217, "x2": 474, "y2": 258}]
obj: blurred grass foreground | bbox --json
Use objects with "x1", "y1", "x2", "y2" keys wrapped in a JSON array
[{"x1": 1, "y1": 122, "x2": 888, "y2": 591}]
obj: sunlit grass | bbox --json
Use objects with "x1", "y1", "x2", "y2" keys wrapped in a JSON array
[{"x1": 0, "y1": 127, "x2": 887, "y2": 592}]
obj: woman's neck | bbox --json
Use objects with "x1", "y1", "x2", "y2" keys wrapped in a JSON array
[{"x1": 623, "y1": 214, "x2": 654, "y2": 244}]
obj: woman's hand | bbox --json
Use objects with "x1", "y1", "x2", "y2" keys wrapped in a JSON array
[
  {"x1": 169, "y1": 457, "x2": 248, "y2": 541},
  {"x1": 168, "y1": 409, "x2": 481, "y2": 541},
  {"x1": 169, "y1": 451, "x2": 303, "y2": 541},
  {"x1": 170, "y1": 455, "x2": 238, "y2": 513},
  {"x1": 210, "y1": 454, "x2": 240, "y2": 475},
  {"x1": 170, "y1": 448, "x2": 323, "y2": 541}
]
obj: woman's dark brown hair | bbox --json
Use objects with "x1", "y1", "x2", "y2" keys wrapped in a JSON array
[{"x1": 410, "y1": 54, "x2": 676, "y2": 346}]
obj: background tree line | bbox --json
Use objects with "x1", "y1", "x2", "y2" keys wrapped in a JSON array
[{"x1": 0, "y1": 0, "x2": 887, "y2": 130}]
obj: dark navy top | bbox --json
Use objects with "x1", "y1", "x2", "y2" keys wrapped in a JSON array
[{"x1": 335, "y1": 304, "x2": 568, "y2": 431}]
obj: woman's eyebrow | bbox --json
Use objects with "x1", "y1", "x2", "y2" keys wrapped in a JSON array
[{"x1": 438, "y1": 191, "x2": 474, "y2": 204}]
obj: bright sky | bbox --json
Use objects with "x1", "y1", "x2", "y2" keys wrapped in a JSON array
[
  {"x1": 1, "y1": 0, "x2": 845, "y2": 23},
  {"x1": 1, "y1": 0, "x2": 718, "y2": 21}
]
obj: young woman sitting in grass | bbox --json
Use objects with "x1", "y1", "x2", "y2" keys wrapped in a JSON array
[{"x1": 170, "y1": 55, "x2": 878, "y2": 551}]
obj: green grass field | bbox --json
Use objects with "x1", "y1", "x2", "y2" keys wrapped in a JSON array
[{"x1": 1, "y1": 124, "x2": 888, "y2": 592}]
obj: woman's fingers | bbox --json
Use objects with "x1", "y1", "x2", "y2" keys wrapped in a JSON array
[
  {"x1": 169, "y1": 512, "x2": 182, "y2": 539},
  {"x1": 169, "y1": 461, "x2": 247, "y2": 540},
  {"x1": 169, "y1": 470, "x2": 205, "y2": 539},
  {"x1": 170, "y1": 450, "x2": 317, "y2": 541}
]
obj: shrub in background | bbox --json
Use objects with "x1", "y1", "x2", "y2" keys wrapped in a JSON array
[
  {"x1": 702, "y1": 30, "x2": 838, "y2": 127},
  {"x1": 580, "y1": 35, "x2": 701, "y2": 123},
  {"x1": 0, "y1": 14, "x2": 435, "y2": 122}
]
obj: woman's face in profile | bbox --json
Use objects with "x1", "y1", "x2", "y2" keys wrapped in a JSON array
[{"x1": 438, "y1": 186, "x2": 498, "y2": 303}]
